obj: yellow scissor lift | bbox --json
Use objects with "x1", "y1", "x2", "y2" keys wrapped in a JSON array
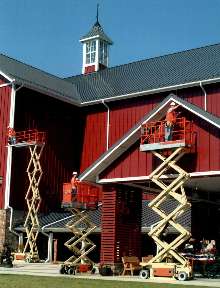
[
  {"x1": 10, "y1": 129, "x2": 46, "y2": 262},
  {"x1": 139, "y1": 117, "x2": 194, "y2": 281},
  {"x1": 60, "y1": 182, "x2": 100, "y2": 275}
]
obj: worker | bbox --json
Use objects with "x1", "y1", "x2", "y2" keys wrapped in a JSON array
[
  {"x1": 164, "y1": 102, "x2": 180, "y2": 141},
  {"x1": 71, "y1": 171, "x2": 79, "y2": 195},
  {"x1": 7, "y1": 126, "x2": 16, "y2": 145},
  {"x1": 204, "y1": 240, "x2": 216, "y2": 254}
]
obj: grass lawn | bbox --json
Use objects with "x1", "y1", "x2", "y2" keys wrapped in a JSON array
[{"x1": 0, "y1": 275, "x2": 215, "y2": 288}]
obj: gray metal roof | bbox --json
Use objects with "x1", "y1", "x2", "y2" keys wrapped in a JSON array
[
  {"x1": 14, "y1": 200, "x2": 191, "y2": 233},
  {"x1": 67, "y1": 43, "x2": 220, "y2": 103},
  {"x1": 79, "y1": 94, "x2": 220, "y2": 182},
  {"x1": 0, "y1": 54, "x2": 81, "y2": 105},
  {"x1": 1, "y1": 43, "x2": 220, "y2": 106},
  {"x1": 80, "y1": 21, "x2": 113, "y2": 44}
]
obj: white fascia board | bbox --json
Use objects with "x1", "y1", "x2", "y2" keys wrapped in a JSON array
[
  {"x1": 79, "y1": 100, "x2": 170, "y2": 181},
  {"x1": 169, "y1": 96, "x2": 220, "y2": 129},
  {"x1": 98, "y1": 171, "x2": 220, "y2": 184},
  {"x1": 80, "y1": 35, "x2": 100, "y2": 42},
  {"x1": 80, "y1": 77, "x2": 220, "y2": 106},
  {"x1": 0, "y1": 70, "x2": 15, "y2": 83},
  {"x1": 80, "y1": 95, "x2": 220, "y2": 182}
]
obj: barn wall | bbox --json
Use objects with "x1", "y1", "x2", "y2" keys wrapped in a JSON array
[
  {"x1": 100, "y1": 185, "x2": 142, "y2": 265},
  {"x1": 80, "y1": 84, "x2": 220, "y2": 176},
  {"x1": 0, "y1": 77, "x2": 12, "y2": 209},
  {"x1": 10, "y1": 88, "x2": 84, "y2": 212}
]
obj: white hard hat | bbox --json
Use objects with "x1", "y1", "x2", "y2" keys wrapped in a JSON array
[
  {"x1": 72, "y1": 171, "x2": 77, "y2": 175},
  {"x1": 170, "y1": 101, "x2": 176, "y2": 106}
]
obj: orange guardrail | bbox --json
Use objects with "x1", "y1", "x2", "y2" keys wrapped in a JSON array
[
  {"x1": 62, "y1": 181, "x2": 100, "y2": 210},
  {"x1": 140, "y1": 117, "x2": 193, "y2": 146},
  {"x1": 15, "y1": 129, "x2": 46, "y2": 144}
]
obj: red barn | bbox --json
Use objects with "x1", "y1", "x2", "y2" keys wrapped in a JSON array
[{"x1": 0, "y1": 19, "x2": 220, "y2": 264}]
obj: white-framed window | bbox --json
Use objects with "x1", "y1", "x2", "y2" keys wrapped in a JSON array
[
  {"x1": 86, "y1": 40, "x2": 96, "y2": 64},
  {"x1": 99, "y1": 41, "x2": 107, "y2": 65}
]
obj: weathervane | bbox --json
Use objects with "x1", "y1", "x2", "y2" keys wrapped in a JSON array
[{"x1": 96, "y1": 3, "x2": 100, "y2": 24}]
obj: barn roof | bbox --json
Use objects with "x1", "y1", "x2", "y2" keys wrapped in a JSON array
[
  {"x1": 79, "y1": 94, "x2": 220, "y2": 182},
  {"x1": 67, "y1": 43, "x2": 220, "y2": 104},
  {"x1": 14, "y1": 200, "x2": 191, "y2": 233},
  {"x1": 0, "y1": 54, "x2": 81, "y2": 105},
  {"x1": 1, "y1": 43, "x2": 220, "y2": 105}
]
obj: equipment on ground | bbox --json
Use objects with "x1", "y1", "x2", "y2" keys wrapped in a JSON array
[{"x1": 139, "y1": 117, "x2": 194, "y2": 281}]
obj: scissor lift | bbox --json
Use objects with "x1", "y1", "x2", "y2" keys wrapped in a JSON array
[
  {"x1": 139, "y1": 117, "x2": 194, "y2": 281},
  {"x1": 9, "y1": 129, "x2": 46, "y2": 262},
  {"x1": 60, "y1": 182, "x2": 100, "y2": 274}
]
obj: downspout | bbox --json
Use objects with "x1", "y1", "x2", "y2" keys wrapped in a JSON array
[
  {"x1": 200, "y1": 81, "x2": 207, "y2": 111},
  {"x1": 102, "y1": 100, "x2": 110, "y2": 150},
  {"x1": 41, "y1": 214, "x2": 75, "y2": 263},
  {"x1": 4, "y1": 82, "x2": 24, "y2": 249}
]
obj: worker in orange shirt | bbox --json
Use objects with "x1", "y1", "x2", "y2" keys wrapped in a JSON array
[
  {"x1": 71, "y1": 172, "x2": 79, "y2": 198},
  {"x1": 7, "y1": 126, "x2": 16, "y2": 145},
  {"x1": 165, "y1": 102, "x2": 180, "y2": 141}
]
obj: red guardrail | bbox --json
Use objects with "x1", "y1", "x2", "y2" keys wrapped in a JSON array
[
  {"x1": 62, "y1": 182, "x2": 100, "y2": 210},
  {"x1": 140, "y1": 117, "x2": 193, "y2": 146},
  {"x1": 15, "y1": 129, "x2": 46, "y2": 144}
]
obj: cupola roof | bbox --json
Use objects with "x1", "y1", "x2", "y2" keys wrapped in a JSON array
[{"x1": 80, "y1": 20, "x2": 113, "y2": 44}]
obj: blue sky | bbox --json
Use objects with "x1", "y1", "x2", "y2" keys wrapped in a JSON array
[{"x1": 0, "y1": 0, "x2": 220, "y2": 77}]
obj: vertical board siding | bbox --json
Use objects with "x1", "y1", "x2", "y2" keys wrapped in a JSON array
[
  {"x1": 10, "y1": 88, "x2": 83, "y2": 212},
  {"x1": 100, "y1": 185, "x2": 142, "y2": 264},
  {"x1": 80, "y1": 94, "x2": 163, "y2": 172},
  {"x1": 0, "y1": 80, "x2": 11, "y2": 208},
  {"x1": 82, "y1": 85, "x2": 220, "y2": 180},
  {"x1": 100, "y1": 185, "x2": 116, "y2": 264},
  {"x1": 80, "y1": 107, "x2": 106, "y2": 172}
]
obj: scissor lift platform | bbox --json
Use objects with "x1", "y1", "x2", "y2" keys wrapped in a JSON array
[
  {"x1": 60, "y1": 182, "x2": 100, "y2": 274},
  {"x1": 139, "y1": 117, "x2": 194, "y2": 281},
  {"x1": 9, "y1": 129, "x2": 46, "y2": 262},
  {"x1": 140, "y1": 117, "x2": 192, "y2": 151}
]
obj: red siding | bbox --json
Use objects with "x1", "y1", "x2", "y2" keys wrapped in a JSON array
[
  {"x1": 10, "y1": 88, "x2": 83, "y2": 212},
  {"x1": 0, "y1": 78, "x2": 11, "y2": 208},
  {"x1": 101, "y1": 185, "x2": 142, "y2": 264},
  {"x1": 80, "y1": 106, "x2": 106, "y2": 172},
  {"x1": 80, "y1": 84, "x2": 220, "y2": 179}
]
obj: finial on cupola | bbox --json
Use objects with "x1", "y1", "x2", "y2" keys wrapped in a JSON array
[
  {"x1": 96, "y1": 3, "x2": 100, "y2": 25},
  {"x1": 80, "y1": 4, "x2": 113, "y2": 74}
]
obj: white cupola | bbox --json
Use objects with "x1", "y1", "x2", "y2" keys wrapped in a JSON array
[{"x1": 80, "y1": 8, "x2": 113, "y2": 74}]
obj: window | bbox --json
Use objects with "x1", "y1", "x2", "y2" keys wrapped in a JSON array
[
  {"x1": 86, "y1": 41, "x2": 96, "y2": 64},
  {"x1": 99, "y1": 41, "x2": 107, "y2": 65}
]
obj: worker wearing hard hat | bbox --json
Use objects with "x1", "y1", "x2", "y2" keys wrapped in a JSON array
[
  {"x1": 7, "y1": 126, "x2": 16, "y2": 145},
  {"x1": 71, "y1": 172, "x2": 79, "y2": 195},
  {"x1": 165, "y1": 102, "x2": 180, "y2": 141}
]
